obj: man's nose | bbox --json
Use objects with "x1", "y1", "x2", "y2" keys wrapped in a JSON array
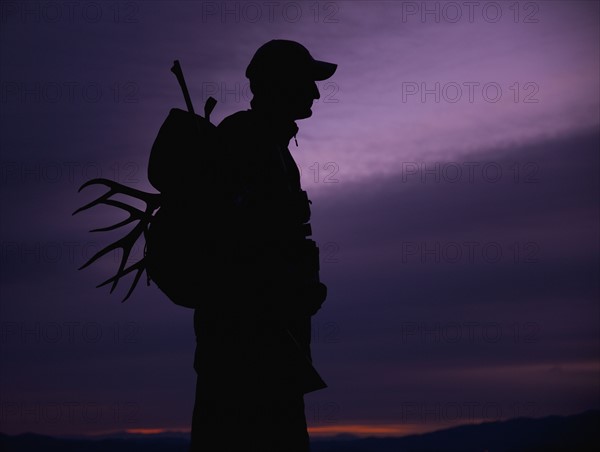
[{"x1": 311, "y1": 81, "x2": 320, "y2": 100}]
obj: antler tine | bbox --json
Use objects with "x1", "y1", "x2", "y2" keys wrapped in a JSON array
[
  {"x1": 96, "y1": 259, "x2": 145, "y2": 292},
  {"x1": 73, "y1": 178, "x2": 160, "y2": 216},
  {"x1": 78, "y1": 221, "x2": 143, "y2": 271},
  {"x1": 74, "y1": 179, "x2": 120, "y2": 215},
  {"x1": 122, "y1": 263, "x2": 146, "y2": 302},
  {"x1": 77, "y1": 177, "x2": 110, "y2": 193},
  {"x1": 79, "y1": 238, "x2": 123, "y2": 271},
  {"x1": 73, "y1": 190, "x2": 113, "y2": 216},
  {"x1": 103, "y1": 199, "x2": 153, "y2": 221},
  {"x1": 78, "y1": 178, "x2": 160, "y2": 202},
  {"x1": 90, "y1": 216, "x2": 138, "y2": 233},
  {"x1": 109, "y1": 224, "x2": 144, "y2": 293},
  {"x1": 87, "y1": 200, "x2": 152, "y2": 233},
  {"x1": 80, "y1": 222, "x2": 147, "y2": 297}
]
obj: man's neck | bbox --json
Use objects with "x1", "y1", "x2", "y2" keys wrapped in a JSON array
[{"x1": 250, "y1": 97, "x2": 299, "y2": 146}]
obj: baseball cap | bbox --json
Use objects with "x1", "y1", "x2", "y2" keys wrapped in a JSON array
[{"x1": 246, "y1": 40, "x2": 337, "y2": 81}]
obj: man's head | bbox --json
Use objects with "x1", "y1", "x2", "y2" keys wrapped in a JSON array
[{"x1": 246, "y1": 40, "x2": 337, "y2": 120}]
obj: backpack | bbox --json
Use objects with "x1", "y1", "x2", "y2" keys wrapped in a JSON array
[
  {"x1": 74, "y1": 60, "x2": 328, "y2": 393},
  {"x1": 74, "y1": 61, "x2": 219, "y2": 305}
]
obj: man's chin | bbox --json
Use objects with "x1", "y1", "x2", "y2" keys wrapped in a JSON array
[{"x1": 294, "y1": 108, "x2": 313, "y2": 120}]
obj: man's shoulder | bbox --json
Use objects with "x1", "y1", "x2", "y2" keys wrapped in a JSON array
[
  {"x1": 216, "y1": 110, "x2": 266, "y2": 156},
  {"x1": 217, "y1": 109, "x2": 256, "y2": 135}
]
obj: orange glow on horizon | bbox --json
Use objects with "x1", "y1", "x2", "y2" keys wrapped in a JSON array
[
  {"x1": 309, "y1": 423, "x2": 419, "y2": 436},
  {"x1": 124, "y1": 428, "x2": 189, "y2": 435},
  {"x1": 309, "y1": 420, "x2": 470, "y2": 437},
  {"x1": 118, "y1": 420, "x2": 473, "y2": 438}
]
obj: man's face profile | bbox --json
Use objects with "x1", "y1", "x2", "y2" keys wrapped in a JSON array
[
  {"x1": 264, "y1": 75, "x2": 321, "y2": 120},
  {"x1": 285, "y1": 77, "x2": 321, "y2": 120}
]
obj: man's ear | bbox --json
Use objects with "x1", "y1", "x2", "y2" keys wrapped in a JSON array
[
  {"x1": 249, "y1": 78, "x2": 266, "y2": 97},
  {"x1": 250, "y1": 78, "x2": 283, "y2": 103}
]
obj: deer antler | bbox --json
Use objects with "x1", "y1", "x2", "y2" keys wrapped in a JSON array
[{"x1": 73, "y1": 178, "x2": 161, "y2": 301}]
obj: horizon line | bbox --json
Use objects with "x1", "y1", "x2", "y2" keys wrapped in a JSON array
[{"x1": 3, "y1": 409, "x2": 598, "y2": 440}]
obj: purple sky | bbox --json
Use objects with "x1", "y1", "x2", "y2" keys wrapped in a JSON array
[{"x1": 1, "y1": 0, "x2": 599, "y2": 438}]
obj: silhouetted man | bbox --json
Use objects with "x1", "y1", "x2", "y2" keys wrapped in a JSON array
[{"x1": 189, "y1": 40, "x2": 337, "y2": 452}]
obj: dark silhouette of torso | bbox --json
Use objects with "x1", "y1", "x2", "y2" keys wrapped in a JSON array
[{"x1": 189, "y1": 105, "x2": 325, "y2": 452}]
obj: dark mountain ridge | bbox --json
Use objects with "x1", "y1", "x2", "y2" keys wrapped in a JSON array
[{"x1": 1, "y1": 410, "x2": 598, "y2": 451}]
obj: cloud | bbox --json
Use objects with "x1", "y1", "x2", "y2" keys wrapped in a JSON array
[{"x1": 305, "y1": 127, "x2": 599, "y2": 423}]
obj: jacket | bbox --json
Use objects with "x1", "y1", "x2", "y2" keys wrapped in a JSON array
[{"x1": 193, "y1": 107, "x2": 327, "y2": 394}]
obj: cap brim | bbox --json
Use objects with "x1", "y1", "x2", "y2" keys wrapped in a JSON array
[{"x1": 312, "y1": 60, "x2": 337, "y2": 81}]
